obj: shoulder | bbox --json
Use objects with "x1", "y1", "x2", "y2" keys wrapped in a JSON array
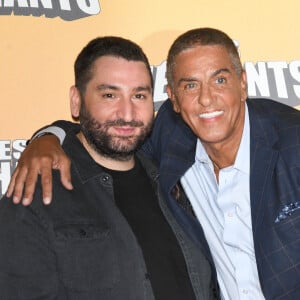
[
  {"x1": 247, "y1": 98, "x2": 300, "y2": 118},
  {"x1": 140, "y1": 99, "x2": 183, "y2": 162},
  {"x1": 153, "y1": 99, "x2": 195, "y2": 139},
  {"x1": 154, "y1": 99, "x2": 180, "y2": 131},
  {"x1": 248, "y1": 98, "x2": 300, "y2": 153},
  {"x1": 247, "y1": 98, "x2": 300, "y2": 129}
]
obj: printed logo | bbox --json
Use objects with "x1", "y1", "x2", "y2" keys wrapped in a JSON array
[
  {"x1": 0, "y1": 139, "x2": 26, "y2": 198},
  {"x1": 0, "y1": 0, "x2": 101, "y2": 20},
  {"x1": 151, "y1": 60, "x2": 300, "y2": 108},
  {"x1": 151, "y1": 41, "x2": 300, "y2": 108}
]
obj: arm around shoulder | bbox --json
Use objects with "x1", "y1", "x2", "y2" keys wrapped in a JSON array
[{"x1": 6, "y1": 120, "x2": 76, "y2": 206}]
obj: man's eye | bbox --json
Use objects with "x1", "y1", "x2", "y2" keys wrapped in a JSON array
[
  {"x1": 216, "y1": 77, "x2": 226, "y2": 84},
  {"x1": 103, "y1": 93, "x2": 114, "y2": 98},
  {"x1": 134, "y1": 94, "x2": 146, "y2": 99},
  {"x1": 184, "y1": 82, "x2": 198, "y2": 90},
  {"x1": 181, "y1": 82, "x2": 200, "y2": 95}
]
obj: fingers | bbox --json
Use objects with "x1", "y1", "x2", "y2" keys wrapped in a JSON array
[
  {"x1": 21, "y1": 156, "x2": 55, "y2": 205},
  {"x1": 6, "y1": 169, "x2": 16, "y2": 199},
  {"x1": 8, "y1": 157, "x2": 55, "y2": 206},
  {"x1": 7, "y1": 165, "x2": 37, "y2": 206},
  {"x1": 59, "y1": 158, "x2": 73, "y2": 191},
  {"x1": 15, "y1": 160, "x2": 40, "y2": 206},
  {"x1": 22, "y1": 171, "x2": 38, "y2": 206},
  {"x1": 40, "y1": 162, "x2": 53, "y2": 205},
  {"x1": 12, "y1": 167, "x2": 30, "y2": 205},
  {"x1": 6, "y1": 134, "x2": 72, "y2": 206},
  {"x1": 6, "y1": 168, "x2": 23, "y2": 204},
  {"x1": 21, "y1": 147, "x2": 73, "y2": 206}
]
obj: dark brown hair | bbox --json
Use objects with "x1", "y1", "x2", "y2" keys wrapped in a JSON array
[{"x1": 166, "y1": 28, "x2": 242, "y2": 87}]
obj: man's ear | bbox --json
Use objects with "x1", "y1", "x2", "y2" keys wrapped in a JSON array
[
  {"x1": 167, "y1": 84, "x2": 180, "y2": 113},
  {"x1": 70, "y1": 86, "x2": 81, "y2": 119}
]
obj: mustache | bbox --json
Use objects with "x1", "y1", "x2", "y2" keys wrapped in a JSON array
[{"x1": 104, "y1": 119, "x2": 144, "y2": 127}]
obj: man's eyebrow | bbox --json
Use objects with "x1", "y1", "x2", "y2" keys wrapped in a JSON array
[
  {"x1": 134, "y1": 86, "x2": 152, "y2": 93},
  {"x1": 96, "y1": 84, "x2": 152, "y2": 93},
  {"x1": 212, "y1": 68, "x2": 231, "y2": 77},
  {"x1": 96, "y1": 84, "x2": 119, "y2": 91},
  {"x1": 177, "y1": 77, "x2": 198, "y2": 85},
  {"x1": 177, "y1": 68, "x2": 233, "y2": 84}
]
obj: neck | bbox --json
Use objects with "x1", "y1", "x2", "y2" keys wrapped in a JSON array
[
  {"x1": 77, "y1": 132, "x2": 135, "y2": 171},
  {"x1": 208, "y1": 149, "x2": 237, "y2": 170},
  {"x1": 204, "y1": 134, "x2": 242, "y2": 176}
]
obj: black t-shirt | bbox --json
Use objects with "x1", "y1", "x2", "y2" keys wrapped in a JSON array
[{"x1": 103, "y1": 158, "x2": 195, "y2": 300}]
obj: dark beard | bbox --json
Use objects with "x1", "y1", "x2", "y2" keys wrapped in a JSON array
[{"x1": 79, "y1": 104, "x2": 153, "y2": 161}]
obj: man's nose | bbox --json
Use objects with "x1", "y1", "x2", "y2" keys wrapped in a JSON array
[
  {"x1": 117, "y1": 97, "x2": 135, "y2": 121},
  {"x1": 197, "y1": 85, "x2": 213, "y2": 107}
]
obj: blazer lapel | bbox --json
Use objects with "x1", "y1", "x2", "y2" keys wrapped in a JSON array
[
  {"x1": 160, "y1": 118, "x2": 196, "y2": 190},
  {"x1": 248, "y1": 100, "x2": 279, "y2": 235},
  {"x1": 159, "y1": 117, "x2": 215, "y2": 263}
]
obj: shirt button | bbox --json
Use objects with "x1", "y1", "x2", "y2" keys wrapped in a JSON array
[
  {"x1": 227, "y1": 212, "x2": 234, "y2": 218},
  {"x1": 242, "y1": 289, "x2": 249, "y2": 294},
  {"x1": 79, "y1": 228, "x2": 87, "y2": 237},
  {"x1": 101, "y1": 175, "x2": 110, "y2": 182}
]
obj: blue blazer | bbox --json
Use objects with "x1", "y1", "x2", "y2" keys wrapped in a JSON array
[{"x1": 142, "y1": 98, "x2": 300, "y2": 299}]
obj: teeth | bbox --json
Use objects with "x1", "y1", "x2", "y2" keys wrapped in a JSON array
[{"x1": 199, "y1": 110, "x2": 224, "y2": 119}]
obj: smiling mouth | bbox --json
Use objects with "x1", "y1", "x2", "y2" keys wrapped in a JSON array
[
  {"x1": 199, "y1": 110, "x2": 224, "y2": 119},
  {"x1": 113, "y1": 126, "x2": 137, "y2": 136}
]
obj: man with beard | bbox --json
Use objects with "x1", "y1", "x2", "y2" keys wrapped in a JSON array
[
  {"x1": 7, "y1": 27, "x2": 300, "y2": 299},
  {"x1": 0, "y1": 37, "x2": 214, "y2": 299}
]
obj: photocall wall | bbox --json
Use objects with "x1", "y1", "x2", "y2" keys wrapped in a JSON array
[{"x1": 1, "y1": 0, "x2": 300, "y2": 197}]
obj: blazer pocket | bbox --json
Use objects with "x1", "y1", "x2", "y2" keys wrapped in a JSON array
[
  {"x1": 274, "y1": 201, "x2": 300, "y2": 226},
  {"x1": 54, "y1": 222, "x2": 120, "y2": 292}
]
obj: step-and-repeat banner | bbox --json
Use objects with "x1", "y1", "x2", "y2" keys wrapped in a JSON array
[{"x1": 1, "y1": 0, "x2": 300, "y2": 197}]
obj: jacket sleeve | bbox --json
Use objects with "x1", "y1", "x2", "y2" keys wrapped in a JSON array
[
  {"x1": 29, "y1": 120, "x2": 80, "y2": 145},
  {"x1": 0, "y1": 195, "x2": 58, "y2": 298}
]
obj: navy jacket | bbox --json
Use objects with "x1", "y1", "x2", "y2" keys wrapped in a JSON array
[
  {"x1": 142, "y1": 98, "x2": 300, "y2": 299},
  {"x1": 0, "y1": 130, "x2": 214, "y2": 299}
]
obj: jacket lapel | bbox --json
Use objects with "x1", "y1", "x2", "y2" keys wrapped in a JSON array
[
  {"x1": 248, "y1": 100, "x2": 279, "y2": 235},
  {"x1": 159, "y1": 116, "x2": 215, "y2": 263}
]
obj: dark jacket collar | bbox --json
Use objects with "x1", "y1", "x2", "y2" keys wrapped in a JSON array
[{"x1": 63, "y1": 129, "x2": 159, "y2": 183}]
